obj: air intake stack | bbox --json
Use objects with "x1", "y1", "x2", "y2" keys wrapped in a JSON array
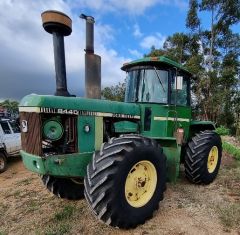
[
  {"x1": 80, "y1": 14, "x2": 101, "y2": 99},
  {"x1": 41, "y1": 10, "x2": 72, "y2": 96}
]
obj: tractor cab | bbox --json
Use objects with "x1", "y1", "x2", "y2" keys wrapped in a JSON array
[
  {"x1": 122, "y1": 56, "x2": 192, "y2": 142},
  {"x1": 122, "y1": 56, "x2": 191, "y2": 107}
]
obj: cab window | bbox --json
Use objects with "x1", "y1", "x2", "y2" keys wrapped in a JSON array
[{"x1": 171, "y1": 75, "x2": 189, "y2": 106}]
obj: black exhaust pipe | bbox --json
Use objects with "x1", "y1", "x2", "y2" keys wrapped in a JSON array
[
  {"x1": 80, "y1": 14, "x2": 94, "y2": 54},
  {"x1": 41, "y1": 10, "x2": 72, "y2": 97},
  {"x1": 80, "y1": 14, "x2": 101, "y2": 99}
]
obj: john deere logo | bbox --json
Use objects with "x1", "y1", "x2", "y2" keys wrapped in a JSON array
[{"x1": 21, "y1": 120, "x2": 28, "y2": 133}]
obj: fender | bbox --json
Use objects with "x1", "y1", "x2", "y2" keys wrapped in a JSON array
[{"x1": 189, "y1": 120, "x2": 215, "y2": 139}]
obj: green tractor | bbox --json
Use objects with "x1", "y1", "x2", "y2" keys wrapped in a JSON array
[{"x1": 19, "y1": 10, "x2": 222, "y2": 228}]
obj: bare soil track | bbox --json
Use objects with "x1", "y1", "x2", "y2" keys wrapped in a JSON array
[{"x1": 0, "y1": 153, "x2": 240, "y2": 235}]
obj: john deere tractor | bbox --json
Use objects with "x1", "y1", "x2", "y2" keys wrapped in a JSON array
[{"x1": 19, "y1": 11, "x2": 222, "y2": 228}]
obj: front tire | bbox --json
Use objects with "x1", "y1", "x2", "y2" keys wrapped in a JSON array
[
  {"x1": 184, "y1": 130, "x2": 222, "y2": 184},
  {"x1": 41, "y1": 175, "x2": 84, "y2": 200},
  {"x1": 0, "y1": 153, "x2": 7, "y2": 173},
  {"x1": 84, "y1": 135, "x2": 166, "y2": 229}
]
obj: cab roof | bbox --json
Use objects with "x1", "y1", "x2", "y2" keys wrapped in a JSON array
[{"x1": 121, "y1": 56, "x2": 191, "y2": 75}]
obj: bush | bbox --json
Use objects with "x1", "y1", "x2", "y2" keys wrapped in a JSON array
[
  {"x1": 216, "y1": 125, "x2": 230, "y2": 136},
  {"x1": 222, "y1": 142, "x2": 240, "y2": 161}
]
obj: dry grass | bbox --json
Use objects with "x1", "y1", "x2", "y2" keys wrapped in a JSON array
[
  {"x1": 215, "y1": 160, "x2": 240, "y2": 231},
  {"x1": 0, "y1": 154, "x2": 240, "y2": 234},
  {"x1": 218, "y1": 203, "x2": 240, "y2": 229}
]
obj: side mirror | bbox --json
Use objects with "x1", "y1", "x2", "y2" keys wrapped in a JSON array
[{"x1": 174, "y1": 76, "x2": 183, "y2": 90}]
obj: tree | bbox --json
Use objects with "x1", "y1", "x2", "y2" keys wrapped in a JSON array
[
  {"x1": 217, "y1": 31, "x2": 240, "y2": 129},
  {"x1": 146, "y1": 33, "x2": 200, "y2": 65},
  {"x1": 0, "y1": 99, "x2": 19, "y2": 118},
  {"x1": 216, "y1": 0, "x2": 240, "y2": 33},
  {"x1": 163, "y1": 33, "x2": 192, "y2": 63},
  {"x1": 145, "y1": 0, "x2": 240, "y2": 134},
  {"x1": 186, "y1": 0, "x2": 200, "y2": 31},
  {"x1": 186, "y1": 0, "x2": 240, "y2": 129},
  {"x1": 145, "y1": 46, "x2": 165, "y2": 57},
  {"x1": 101, "y1": 81, "x2": 126, "y2": 102}
]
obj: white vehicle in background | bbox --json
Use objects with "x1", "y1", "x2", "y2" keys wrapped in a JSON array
[{"x1": 0, "y1": 119, "x2": 21, "y2": 173}]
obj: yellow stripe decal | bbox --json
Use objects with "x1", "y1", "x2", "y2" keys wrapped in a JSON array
[
  {"x1": 154, "y1": 116, "x2": 190, "y2": 122},
  {"x1": 19, "y1": 107, "x2": 141, "y2": 120},
  {"x1": 95, "y1": 117, "x2": 103, "y2": 150},
  {"x1": 19, "y1": 107, "x2": 41, "y2": 113}
]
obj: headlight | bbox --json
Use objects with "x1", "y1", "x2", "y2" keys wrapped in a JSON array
[{"x1": 84, "y1": 124, "x2": 90, "y2": 133}]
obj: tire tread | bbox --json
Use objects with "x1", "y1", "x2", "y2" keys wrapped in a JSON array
[{"x1": 184, "y1": 130, "x2": 222, "y2": 184}]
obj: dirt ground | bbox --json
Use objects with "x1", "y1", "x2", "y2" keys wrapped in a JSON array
[{"x1": 0, "y1": 152, "x2": 240, "y2": 235}]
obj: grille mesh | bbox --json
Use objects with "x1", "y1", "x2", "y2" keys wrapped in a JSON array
[{"x1": 20, "y1": 112, "x2": 42, "y2": 155}]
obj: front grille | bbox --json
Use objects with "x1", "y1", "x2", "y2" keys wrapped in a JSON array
[
  {"x1": 20, "y1": 112, "x2": 42, "y2": 155},
  {"x1": 64, "y1": 116, "x2": 78, "y2": 153},
  {"x1": 42, "y1": 115, "x2": 78, "y2": 155},
  {"x1": 20, "y1": 112, "x2": 78, "y2": 156}
]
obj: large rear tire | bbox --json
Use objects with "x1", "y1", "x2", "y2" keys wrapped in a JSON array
[
  {"x1": 0, "y1": 152, "x2": 7, "y2": 173},
  {"x1": 184, "y1": 130, "x2": 222, "y2": 184},
  {"x1": 41, "y1": 175, "x2": 84, "y2": 200},
  {"x1": 84, "y1": 134, "x2": 166, "y2": 229}
]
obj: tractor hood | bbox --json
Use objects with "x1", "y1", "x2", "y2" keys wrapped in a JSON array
[{"x1": 19, "y1": 94, "x2": 140, "y2": 119}]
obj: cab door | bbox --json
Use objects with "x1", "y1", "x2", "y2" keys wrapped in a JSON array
[{"x1": 167, "y1": 73, "x2": 192, "y2": 139}]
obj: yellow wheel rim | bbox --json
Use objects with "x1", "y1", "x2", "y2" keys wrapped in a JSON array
[
  {"x1": 207, "y1": 146, "x2": 219, "y2": 173},
  {"x1": 125, "y1": 160, "x2": 157, "y2": 208}
]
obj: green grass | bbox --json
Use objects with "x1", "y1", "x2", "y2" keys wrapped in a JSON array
[
  {"x1": 222, "y1": 141, "x2": 240, "y2": 160},
  {"x1": 44, "y1": 223, "x2": 71, "y2": 235},
  {"x1": 53, "y1": 205, "x2": 75, "y2": 221},
  {"x1": 26, "y1": 199, "x2": 40, "y2": 212},
  {"x1": 40, "y1": 205, "x2": 76, "y2": 235},
  {"x1": 0, "y1": 231, "x2": 7, "y2": 235}
]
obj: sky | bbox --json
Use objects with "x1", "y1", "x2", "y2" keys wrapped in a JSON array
[{"x1": 0, "y1": 0, "x2": 239, "y2": 101}]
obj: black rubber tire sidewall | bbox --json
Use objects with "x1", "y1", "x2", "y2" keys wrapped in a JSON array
[
  {"x1": 41, "y1": 175, "x2": 84, "y2": 200},
  {"x1": 0, "y1": 153, "x2": 7, "y2": 173}
]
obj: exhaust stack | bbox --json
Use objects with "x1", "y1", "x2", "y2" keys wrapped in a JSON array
[
  {"x1": 80, "y1": 14, "x2": 101, "y2": 99},
  {"x1": 41, "y1": 10, "x2": 72, "y2": 96}
]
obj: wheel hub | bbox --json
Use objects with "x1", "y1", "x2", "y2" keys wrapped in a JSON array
[
  {"x1": 207, "y1": 146, "x2": 218, "y2": 173},
  {"x1": 125, "y1": 160, "x2": 157, "y2": 208}
]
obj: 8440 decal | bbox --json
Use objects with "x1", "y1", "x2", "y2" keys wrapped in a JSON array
[{"x1": 40, "y1": 107, "x2": 139, "y2": 119}]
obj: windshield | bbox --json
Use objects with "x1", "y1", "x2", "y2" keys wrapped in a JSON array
[{"x1": 125, "y1": 68, "x2": 168, "y2": 103}]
